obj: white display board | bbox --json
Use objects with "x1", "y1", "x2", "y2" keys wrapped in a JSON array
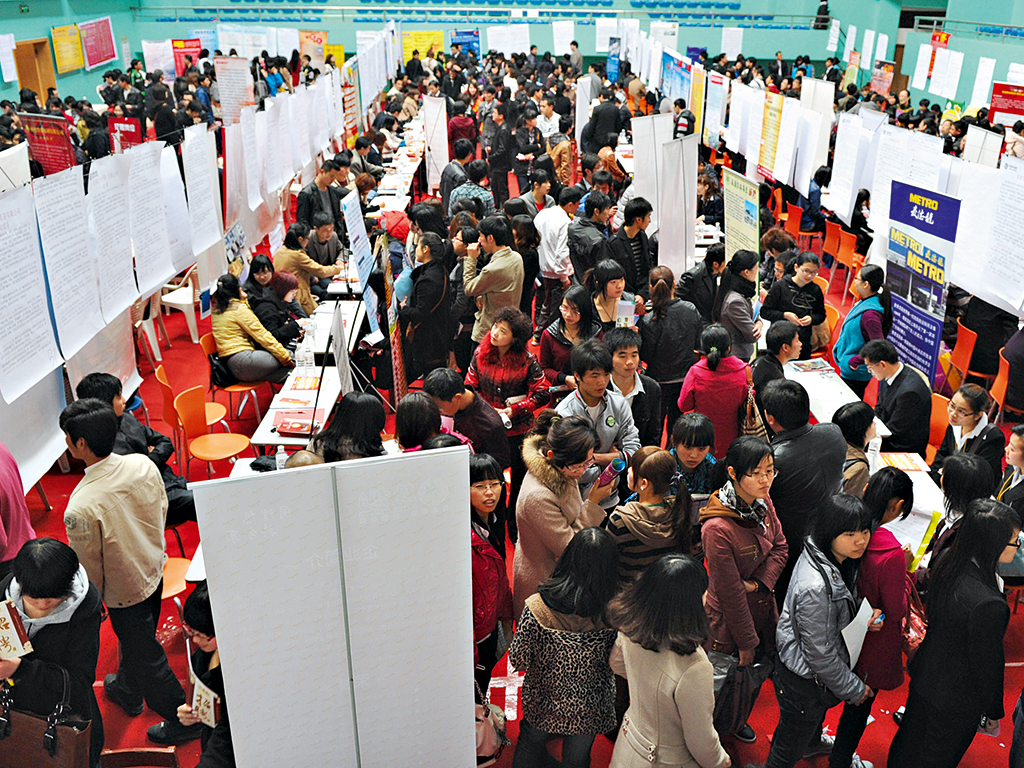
[
  {"x1": 630, "y1": 112, "x2": 674, "y2": 235},
  {"x1": 658, "y1": 135, "x2": 699, "y2": 276},
  {"x1": 190, "y1": 448, "x2": 474, "y2": 768},
  {"x1": 0, "y1": 143, "x2": 29, "y2": 193},
  {"x1": 0, "y1": 366, "x2": 65, "y2": 494},
  {"x1": 422, "y1": 95, "x2": 449, "y2": 192},
  {"x1": 575, "y1": 76, "x2": 594, "y2": 149},
  {"x1": 183, "y1": 124, "x2": 223, "y2": 257}
]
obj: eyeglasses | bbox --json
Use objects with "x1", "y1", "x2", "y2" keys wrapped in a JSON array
[
  {"x1": 947, "y1": 402, "x2": 976, "y2": 419},
  {"x1": 564, "y1": 457, "x2": 595, "y2": 473},
  {"x1": 1008, "y1": 538, "x2": 1022, "y2": 550},
  {"x1": 745, "y1": 468, "x2": 776, "y2": 481},
  {"x1": 182, "y1": 625, "x2": 210, "y2": 641},
  {"x1": 471, "y1": 481, "x2": 504, "y2": 492}
]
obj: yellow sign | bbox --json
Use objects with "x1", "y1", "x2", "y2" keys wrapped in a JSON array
[
  {"x1": 324, "y1": 44, "x2": 345, "y2": 65},
  {"x1": 52, "y1": 24, "x2": 84, "y2": 74},
  {"x1": 757, "y1": 92, "x2": 784, "y2": 180},
  {"x1": 401, "y1": 31, "x2": 444, "y2": 67}
]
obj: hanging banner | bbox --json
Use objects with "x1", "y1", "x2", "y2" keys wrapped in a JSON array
[
  {"x1": 885, "y1": 181, "x2": 958, "y2": 384},
  {"x1": 703, "y1": 71, "x2": 728, "y2": 150},
  {"x1": 928, "y1": 31, "x2": 950, "y2": 78},
  {"x1": 871, "y1": 60, "x2": 895, "y2": 96},
  {"x1": 722, "y1": 168, "x2": 760, "y2": 261},
  {"x1": 690, "y1": 64, "x2": 706, "y2": 142},
  {"x1": 172, "y1": 38, "x2": 203, "y2": 75},
  {"x1": 450, "y1": 29, "x2": 480, "y2": 60},
  {"x1": 606, "y1": 38, "x2": 621, "y2": 84},
  {"x1": 989, "y1": 82, "x2": 1024, "y2": 126},
  {"x1": 757, "y1": 92, "x2": 784, "y2": 181},
  {"x1": 18, "y1": 113, "x2": 77, "y2": 176},
  {"x1": 51, "y1": 24, "x2": 85, "y2": 74},
  {"x1": 300, "y1": 30, "x2": 326, "y2": 70},
  {"x1": 78, "y1": 16, "x2": 118, "y2": 71},
  {"x1": 107, "y1": 115, "x2": 143, "y2": 152},
  {"x1": 402, "y1": 31, "x2": 444, "y2": 65},
  {"x1": 660, "y1": 49, "x2": 690, "y2": 105}
]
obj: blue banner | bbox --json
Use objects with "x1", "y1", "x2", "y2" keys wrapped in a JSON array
[
  {"x1": 661, "y1": 50, "x2": 691, "y2": 103},
  {"x1": 884, "y1": 181, "x2": 960, "y2": 384},
  {"x1": 607, "y1": 37, "x2": 621, "y2": 83},
  {"x1": 450, "y1": 29, "x2": 480, "y2": 60}
]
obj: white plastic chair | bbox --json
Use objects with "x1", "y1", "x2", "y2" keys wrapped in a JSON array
[
  {"x1": 131, "y1": 293, "x2": 170, "y2": 369},
  {"x1": 161, "y1": 265, "x2": 200, "y2": 343}
]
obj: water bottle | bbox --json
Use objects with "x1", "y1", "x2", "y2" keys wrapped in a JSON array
[
  {"x1": 275, "y1": 445, "x2": 287, "y2": 470},
  {"x1": 597, "y1": 457, "x2": 627, "y2": 486}
]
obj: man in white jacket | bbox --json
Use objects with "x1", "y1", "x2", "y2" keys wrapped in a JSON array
[{"x1": 534, "y1": 186, "x2": 582, "y2": 339}]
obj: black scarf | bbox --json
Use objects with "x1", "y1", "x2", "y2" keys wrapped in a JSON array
[{"x1": 732, "y1": 274, "x2": 757, "y2": 299}]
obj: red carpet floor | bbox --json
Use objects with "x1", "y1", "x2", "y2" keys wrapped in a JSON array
[{"x1": 31, "y1": 255, "x2": 1023, "y2": 767}]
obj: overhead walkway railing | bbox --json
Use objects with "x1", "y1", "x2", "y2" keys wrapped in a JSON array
[{"x1": 913, "y1": 16, "x2": 1024, "y2": 44}]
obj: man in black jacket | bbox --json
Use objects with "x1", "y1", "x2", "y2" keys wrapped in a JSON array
[
  {"x1": 440, "y1": 138, "x2": 473, "y2": 213},
  {"x1": 406, "y1": 50, "x2": 424, "y2": 80},
  {"x1": 295, "y1": 160, "x2": 343, "y2": 231},
  {"x1": 608, "y1": 196, "x2": 653, "y2": 299},
  {"x1": 568, "y1": 190, "x2": 614, "y2": 281},
  {"x1": 762, "y1": 379, "x2": 847, "y2": 605},
  {"x1": 861, "y1": 339, "x2": 932, "y2": 456},
  {"x1": 607, "y1": 328, "x2": 663, "y2": 448},
  {"x1": 750, "y1": 320, "x2": 802, "y2": 433},
  {"x1": 488, "y1": 103, "x2": 513, "y2": 209},
  {"x1": 676, "y1": 242, "x2": 726, "y2": 326},
  {"x1": 585, "y1": 89, "x2": 622, "y2": 154},
  {"x1": 768, "y1": 52, "x2": 786, "y2": 84},
  {"x1": 117, "y1": 74, "x2": 145, "y2": 121},
  {"x1": 573, "y1": 152, "x2": 603, "y2": 196},
  {"x1": 75, "y1": 373, "x2": 196, "y2": 526}
]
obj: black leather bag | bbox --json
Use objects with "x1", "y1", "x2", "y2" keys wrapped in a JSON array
[{"x1": 208, "y1": 353, "x2": 238, "y2": 388}]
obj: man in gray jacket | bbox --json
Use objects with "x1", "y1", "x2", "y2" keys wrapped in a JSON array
[
  {"x1": 555, "y1": 339, "x2": 641, "y2": 512},
  {"x1": 761, "y1": 379, "x2": 847, "y2": 606}
]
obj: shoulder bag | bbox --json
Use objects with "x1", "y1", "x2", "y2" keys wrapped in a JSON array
[
  {"x1": 0, "y1": 668, "x2": 92, "y2": 768},
  {"x1": 740, "y1": 366, "x2": 770, "y2": 442},
  {"x1": 902, "y1": 575, "x2": 927, "y2": 662},
  {"x1": 208, "y1": 352, "x2": 239, "y2": 388},
  {"x1": 474, "y1": 680, "x2": 508, "y2": 767}
]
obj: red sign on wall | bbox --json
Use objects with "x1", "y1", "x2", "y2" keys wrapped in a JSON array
[
  {"x1": 172, "y1": 39, "x2": 203, "y2": 76},
  {"x1": 989, "y1": 82, "x2": 1024, "y2": 126},
  {"x1": 928, "y1": 31, "x2": 950, "y2": 78},
  {"x1": 18, "y1": 113, "x2": 77, "y2": 176}
]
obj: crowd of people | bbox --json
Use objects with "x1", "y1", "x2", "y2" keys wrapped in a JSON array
[{"x1": 2, "y1": 34, "x2": 1024, "y2": 768}]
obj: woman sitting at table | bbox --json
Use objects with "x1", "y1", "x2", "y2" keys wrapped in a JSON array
[
  {"x1": 929, "y1": 384, "x2": 1005, "y2": 486},
  {"x1": 243, "y1": 254, "x2": 305, "y2": 348},
  {"x1": 696, "y1": 174, "x2": 724, "y2": 228},
  {"x1": 833, "y1": 264, "x2": 892, "y2": 398},
  {"x1": 211, "y1": 273, "x2": 293, "y2": 384},
  {"x1": 832, "y1": 400, "x2": 877, "y2": 497},
  {"x1": 309, "y1": 392, "x2": 387, "y2": 462},
  {"x1": 272, "y1": 222, "x2": 342, "y2": 315},
  {"x1": 355, "y1": 172, "x2": 381, "y2": 220},
  {"x1": 760, "y1": 251, "x2": 825, "y2": 360}
]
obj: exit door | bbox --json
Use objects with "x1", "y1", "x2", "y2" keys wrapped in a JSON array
[{"x1": 14, "y1": 38, "x2": 56, "y2": 102}]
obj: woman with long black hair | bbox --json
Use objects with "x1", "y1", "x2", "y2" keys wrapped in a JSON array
[
  {"x1": 833, "y1": 263, "x2": 893, "y2": 397},
  {"x1": 713, "y1": 250, "x2": 762, "y2": 362}
]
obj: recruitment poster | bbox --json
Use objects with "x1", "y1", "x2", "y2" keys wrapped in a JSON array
[
  {"x1": 78, "y1": 16, "x2": 118, "y2": 70},
  {"x1": 871, "y1": 60, "x2": 895, "y2": 95},
  {"x1": 450, "y1": 29, "x2": 480, "y2": 60},
  {"x1": 107, "y1": 115, "x2": 143, "y2": 152},
  {"x1": 606, "y1": 38, "x2": 621, "y2": 84},
  {"x1": 299, "y1": 30, "x2": 326, "y2": 70},
  {"x1": 660, "y1": 50, "x2": 690, "y2": 104},
  {"x1": 18, "y1": 113, "x2": 77, "y2": 175},
  {"x1": 172, "y1": 39, "x2": 202, "y2": 75},
  {"x1": 885, "y1": 181, "x2": 958, "y2": 384},
  {"x1": 690, "y1": 63, "x2": 706, "y2": 140},
  {"x1": 401, "y1": 30, "x2": 443, "y2": 65},
  {"x1": 757, "y1": 92, "x2": 783, "y2": 181},
  {"x1": 51, "y1": 24, "x2": 84, "y2": 74},
  {"x1": 722, "y1": 168, "x2": 760, "y2": 261},
  {"x1": 988, "y1": 82, "x2": 1024, "y2": 126},
  {"x1": 704, "y1": 71, "x2": 728, "y2": 150},
  {"x1": 324, "y1": 44, "x2": 345, "y2": 65}
]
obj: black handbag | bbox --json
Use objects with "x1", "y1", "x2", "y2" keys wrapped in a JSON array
[
  {"x1": 712, "y1": 653, "x2": 775, "y2": 736},
  {"x1": 0, "y1": 669, "x2": 91, "y2": 768},
  {"x1": 208, "y1": 353, "x2": 239, "y2": 388}
]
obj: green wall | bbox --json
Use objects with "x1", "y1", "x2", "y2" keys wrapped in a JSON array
[{"x1": 904, "y1": 28, "x2": 1024, "y2": 107}]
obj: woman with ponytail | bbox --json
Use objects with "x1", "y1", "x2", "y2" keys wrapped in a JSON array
[
  {"x1": 607, "y1": 447, "x2": 692, "y2": 579},
  {"x1": 713, "y1": 250, "x2": 762, "y2": 362},
  {"x1": 833, "y1": 263, "x2": 893, "y2": 397},
  {"x1": 210, "y1": 273, "x2": 293, "y2": 383},
  {"x1": 678, "y1": 324, "x2": 749, "y2": 459},
  {"x1": 638, "y1": 265, "x2": 703, "y2": 443}
]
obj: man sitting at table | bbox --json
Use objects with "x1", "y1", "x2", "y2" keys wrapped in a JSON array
[
  {"x1": 351, "y1": 135, "x2": 385, "y2": 181},
  {"x1": 761, "y1": 378, "x2": 847, "y2": 605},
  {"x1": 306, "y1": 212, "x2": 344, "y2": 297},
  {"x1": 861, "y1": 339, "x2": 931, "y2": 456},
  {"x1": 75, "y1": 373, "x2": 196, "y2": 526}
]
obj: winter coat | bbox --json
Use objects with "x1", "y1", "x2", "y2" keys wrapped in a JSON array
[
  {"x1": 760, "y1": 276, "x2": 826, "y2": 358},
  {"x1": 513, "y1": 435, "x2": 606, "y2": 618},
  {"x1": 676, "y1": 262, "x2": 718, "y2": 326},
  {"x1": 538, "y1": 321, "x2": 603, "y2": 386},
  {"x1": 243, "y1": 281, "x2": 301, "y2": 346},
  {"x1": 607, "y1": 500, "x2": 685, "y2": 580},
  {"x1": 608, "y1": 227, "x2": 653, "y2": 299},
  {"x1": 466, "y1": 333, "x2": 549, "y2": 436},
  {"x1": 472, "y1": 529, "x2": 513, "y2": 663},
  {"x1": 700, "y1": 491, "x2": 788, "y2": 655},
  {"x1": 678, "y1": 356, "x2": 749, "y2": 460},
  {"x1": 854, "y1": 527, "x2": 910, "y2": 690},
  {"x1": 833, "y1": 295, "x2": 884, "y2": 381},
  {"x1": 509, "y1": 594, "x2": 617, "y2": 735},
  {"x1": 272, "y1": 245, "x2": 341, "y2": 315},
  {"x1": 775, "y1": 540, "x2": 867, "y2": 705},
  {"x1": 399, "y1": 259, "x2": 451, "y2": 366},
  {"x1": 638, "y1": 299, "x2": 702, "y2": 383},
  {"x1": 463, "y1": 246, "x2": 524, "y2": 343},
  {"x1": 717, "y1": 288, "x2": 758, "y2": 362},
  {"x1": 568, "y1": 216, "x2": 613, "y2": 282}
]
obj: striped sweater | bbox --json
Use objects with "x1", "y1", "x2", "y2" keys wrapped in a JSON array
[{"x1": 606, "y1": 500, "x2": 685, "y2": 580}]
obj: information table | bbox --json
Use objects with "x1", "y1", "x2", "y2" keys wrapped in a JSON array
[
  {"x1": 249, "y1": 364, "x2": 342, "y2": 450},
  {"x1": 784, "y1": 359, "x2": 892, "y2": 438}
]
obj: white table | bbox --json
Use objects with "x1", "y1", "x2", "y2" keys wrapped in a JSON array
[
  {"x1": 784, "y1": 360, "x2": 892, "y2": 438},
  {"x1": 877, "y1": 452, "x2": 945, "y2": 569},
  {"x1": 250, "y1": 365, "x2": 343, "y2": 449},
  {"x1": 310, "y1": 300, "x2": 365, "y2": 355},
  {"x1": 326, "y1": 263, "x2": 363, "y2": 297},
  {"x1": 616, "y1": 144, "x2": 634, "y2": 177}
]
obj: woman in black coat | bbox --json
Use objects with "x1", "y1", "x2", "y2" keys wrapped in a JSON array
[
  {"x1": 929, "y1": 384, "x2": 1006, "y2": 485},
  {"x1": 889, "y1": 499, "x2": 1019, "y2": 768},
  {"x1": 242, "y1": 253, "x2": 306, "y2": 348},
  {"x1": 0, "y1": 540, "x2": 103, "y2": 767},
  {"x1": 399, "y1": 232, "x2": 452, "y2": 384},
  {"x1": 760, "y1": 251, "x2": 826, "y2": 360}
]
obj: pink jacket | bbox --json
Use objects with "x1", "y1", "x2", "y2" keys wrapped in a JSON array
[
  {"x1": 678, "y1": 356, "x2": 749, "y2": 459},
  {"x1": 0, "y1": 443, "x2": 34, "y2": 564},
  {"x1": 854, "y1": 526, "x2": 911, "y2": 690}
]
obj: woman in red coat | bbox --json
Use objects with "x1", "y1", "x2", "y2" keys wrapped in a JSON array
[
  {"x1": 830, "y1": 467, "x2": 915, "y2": 767},
  {"x1": 678, "y1": 323, "x2": 750, "y2": 459},
  {"x1": 700, "y1": 436, "x2": 788, "y2": 744}
]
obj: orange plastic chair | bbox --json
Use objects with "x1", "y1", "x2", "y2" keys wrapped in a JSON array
[
  {"x1": 811, "y1": 303, "x2": 841, "y2": 360},
  {"x1": 785, "y1": 203, "x2": 802, "y2": 239},
  {"x1": 199, "y1": 333, "x2": 268, "y2": 421},
  {"x1": 155, "y1": 365, "x2": 227, "y2": 469},
  {"x1": 925, "y1": 392, "x2": 951, "y2": 464},
  {"x1": 161, "y1": 557, "x2": 191, "y2": 601},
  {"x1": 175, "y1": 385, "x2": 251, "y2": 480},
  {"x1": 949, "y1": 318, "x2": 997, "y2": 387},
  {"x1": 813, "y1": 275, "x2": 829, "y2": 294},
  {"x1": 770, "y1": 187, "x2": 787, "y2": 224},
  {"x1": 990, "y1": 348, "x2": 1024, "y2": 425},
  {"x1": 822, "y1": 221, "x2": 843, "y2": 292},
  {"x1": 836, "y1": 232, "x2": 862, "y2": 305}
]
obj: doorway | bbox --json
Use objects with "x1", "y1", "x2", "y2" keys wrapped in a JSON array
[{"x1": 14, "y1": 38, "x2": 57, "y2": 103}]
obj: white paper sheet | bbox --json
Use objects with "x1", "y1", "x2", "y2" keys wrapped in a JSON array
[
  {"x1": 141, "y1": 39, "x2": 175, "y2": 80},
  {"x1": 160, "y1": 146, "x2": 195, "y2": 274},
  {"x1": 64, "y1": 308, "x2": 143, "y2": 398},
  {"x1": 929, "y1": 47, "x2": 950, "y2": 97},
  {"x1": 277, "y1": 28, "x2": 300, "y2": 60},
  {"x1": 911, "y1": 43, "x2": 932, "y2": 91},
  {"x1": 793, "y1": 110, "x2": 824, "y2": 198},
  {"x1": 126, "y1": 142, "x2": 175, "y2": 298},
  {"x1": 942, "y1": 50, "x2": 964, "y2": 101},
  {"x1": 875, "y1": 33, "x2": 889, "y2": 65},
  {"x1": 843, "y1": 25, "x2": 857, "y2": 64},
  {"x1": 963, "y1": 124, "x2": 1003, "y2": 167},
  {"x1": 239, "y1": 106, "x2": 262, "y2": 212},
  {"x1": 422, "y1": 95, "x2": 449, "y2": 192},
  {"x1": 32, "y1": 166, "x2": 104, "y2": 359},
  {"x1": 0, "y1": 33, "x2": 16, "y2": 83},
  {"x1": 0, "y1": 184, "x2": 62, "y2": 403},
  {"x1": 772, "y1": 97, "x2": 802, "y2": 187},
  {"x1": 0, "y1": 366, "x2": 65, "y2": 492},
  {"x1": 292, "y1": 89, "x2": 312, "y2": 176},
  {"x1": 87, "y1": 154, "x2": 138, "y2": 323},
  {"x1": 1008, "y1": 63, "x2": 1024, "y2": 87},
  {"x1": 183, "y1": 124, "x2": 223, "y2": 257},
  {"x1": 861, "y1": 30, "x2": 875, "y2": 70},
  {"x1": 828, "y1": 113, "x2": 864, "y2": 224},
  {"x1": 827, "y1": 20, "x2": 841, "y2": 53},
  {"x1": 744, "y1": 90, "x2": 764, "y2": 177},
  {"x1": 971, "y1": 57, "x2": 997, "y2": 107},
  {"x1": 727, "y1": 82, "x2": 748, "y2": 155},
  {"x1": 721, "y1": 28, "x2": 743, "y2": 60},
  {"x1": 842, "y1": 598, "x2": 875, "y2": 669},
  {"x1": 649, "y1": 21, "x2": 678, "y2": 52},
  {"x1": 595, "y1": 18, "x2": 618, "y2": 53},
  {"x1": 0, "y1": 143, "x2": 29, "y2": 193}
]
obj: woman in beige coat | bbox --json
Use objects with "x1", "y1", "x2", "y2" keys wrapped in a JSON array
[
  {"x1": 607, "y1": 554, "x2": 732, "y2": 768},
  {"x1": 513, "y1": 410, "x2": 611, "y2": 619}
]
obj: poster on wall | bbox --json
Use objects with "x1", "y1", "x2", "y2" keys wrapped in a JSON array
[
  {"x1": 450, "y1": 29, "x2": 480, "y2": 60},
  {"x1": 660, "y1": 49, "x2": 690, "y2": 105},
  {"x1": 722, "y1": 168, "x2": 760, "y2": 261},
  {"x1": 51, "y1": 25, "x2": 84, "y2": 74},
  {"x1": 988, "y1": 82, "x2": 1024, "y2": 126},
  {"x1": 187, "y1": 29, "x2": 218, "y2": 53},
  {"x1": 300, "y1": 30, "x2": 326, "y2": 70},
  {"x1": 885, "y1": 181, "x2": 957, "y2": 384},
  {"x1": 871, "y1": 60, "x2": 895, "y2": 96},
  {"x1": 142, "y1": 39, "x2": 176, "y2": 81},
  {"x1": 703, "y1": 71, "x2": 728, "y2": 150},
  {"x1": 324, "y1": 44, "x2": 345, "y2": 66},
  {"x1": 78, "y1": 16, "x2": 118, "y2": 70},
  {"x1": 757, "y1": 92, "x2": 784, "y2": 181},
  {"x1": 172, "y1": 39, "x2": 203, "y2": 75},
  {"x1": 18, "y1": 114, "x2": 77, "y2": 176},
  {"x1": 402, "y1": 31, "x2": 444, "y2": 64}
]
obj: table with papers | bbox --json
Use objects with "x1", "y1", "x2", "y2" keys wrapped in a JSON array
[
  {"x1": 616, "y1": 143, "x2": 635, "y2": 177},
  {"x1": 784, "y1": 359, "x2": 892, "y2": 438},
  {"x1": 326, "y1": 262, "x2": 363, "y2": 297},
  {"x1": 309, "y1": 299, "x2": 365, "y2": 356},
  {"x1": 877, "y1": 451, "x2": 945, "y2": 571},
  {"x1": 249, "y1": 364, "x2": 343, "y2": 450}
]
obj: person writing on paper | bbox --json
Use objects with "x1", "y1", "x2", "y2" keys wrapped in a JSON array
[
  {"x1": 211, "y1": 274, "x2": 292, "y2": 384},
  {"x1": 757, "y1": 495, "x2": 879, "y2": 768},
  {"x1": 833, "y1": 265, "x2": 892, "y2": 398},
  {"x1": 830, "y1": 468, "x2": 915, "y2": 768},
  {"x1": 272, "y1": 223, "x2": 343, "y2": 315},
  {"x1": 888, "y1": 499, "x2": 1019, "y2": 768},
  {"x1": 1, "y1": 539, "x2": 104, "y2": 768},
  {"x1": 929, "y1": 384, "x2": 1005, "y2": 486},
  {"x1": 176, "y1": 581, "x2": 235, "y2": 768},
  {"x1": 700, "y1": 437, "x2": 788, "y2": 745}
]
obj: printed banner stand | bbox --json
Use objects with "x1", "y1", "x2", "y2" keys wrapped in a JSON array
[
  {"x1": 17, "y1": 113, "x2": 77, "y2": 176},
  {"x1": 885, "y1": 181, "x2": 959, "y2": 385}
]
